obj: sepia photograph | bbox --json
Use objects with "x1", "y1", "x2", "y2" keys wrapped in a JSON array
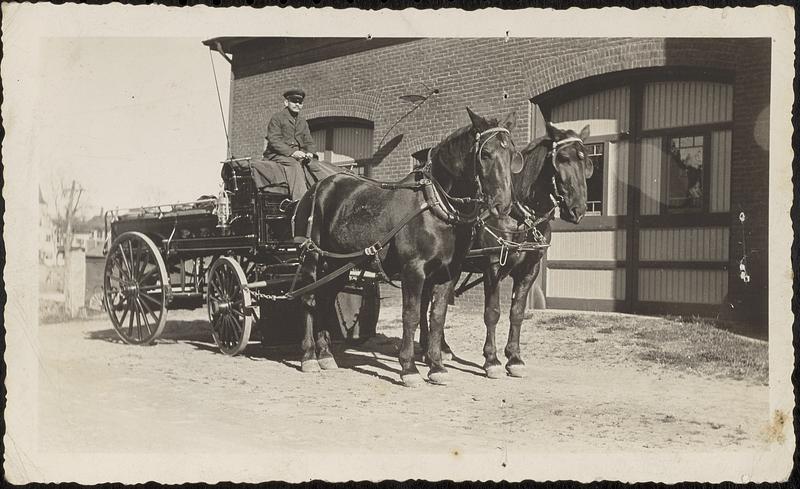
[{"x1": 2, "y1": 3, "x2": 795, "y2": 484}]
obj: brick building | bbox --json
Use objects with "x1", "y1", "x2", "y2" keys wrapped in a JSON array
[{"x1": 204, "y1": 37, "x2": 770, "y2": 331}]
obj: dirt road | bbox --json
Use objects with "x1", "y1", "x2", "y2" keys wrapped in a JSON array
[{"x1": 37, "y1": 299, "x2": 771, "y2": 465}]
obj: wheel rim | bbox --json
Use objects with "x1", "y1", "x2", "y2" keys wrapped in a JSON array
[
  {"x1": 207, "y1": 256, "x2": 252, "y2": 356},
  {"x1": 103, "y1": 232, "x2": 169, "y2": 345}
]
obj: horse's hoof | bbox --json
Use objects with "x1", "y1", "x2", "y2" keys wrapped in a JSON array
[
  {"x1": 441, "y1": 351, "x2": 453, "y2": 361},
  {"x1": 401, "y1": 373, "x2": 424, "y2": 388},
  {"x1": 427, "y1": 370, "x2": 450, "y2": 385},
  {"x1": 301, "y1": 359, "x2": 321, "y2": 373},
  {"x1": 318, "y1": 357, "x2": 339, "y2": 370},
  {"x1": 506, "y1": 364, "x2": 526, "y2": 378},
  {"x1": 485, "y1": 365, "x2": 505, "y2": 379}
]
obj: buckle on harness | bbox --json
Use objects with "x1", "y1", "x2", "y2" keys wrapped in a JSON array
[{"x1": 364, "y1": 242, "x2": 383, "y2": 256}]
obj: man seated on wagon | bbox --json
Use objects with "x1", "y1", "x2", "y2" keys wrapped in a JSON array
[{"x1": 251, "y1": 88, "x2": 340, "y2": 201}]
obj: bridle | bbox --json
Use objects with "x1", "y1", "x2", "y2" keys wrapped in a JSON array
[
  {"x1": 419, "y1": 126, "x2": 514, "y2": 224},
  {"x1": 545, "y1": 136, "x2": 583, "y2": 210},
  {"x1": 476, "y1": 134, "x2": 586, "y2": 262}
]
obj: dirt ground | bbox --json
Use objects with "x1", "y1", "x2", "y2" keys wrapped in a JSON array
[{"x1": 38, "y1": 301, "x2": 771, "y2": 459}]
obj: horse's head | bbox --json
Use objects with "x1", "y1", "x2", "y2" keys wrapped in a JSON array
[
  {"x1": 465, "y1": 107, "x2": 523, "y2": 217},
  {"x1": 543, "y1": 122, "x2": 593, "y2": 224},
  {"x1": 517, "y1": 122, "x2": 593, "y2": 224}
]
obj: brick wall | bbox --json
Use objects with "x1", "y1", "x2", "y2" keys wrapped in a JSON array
[
  {"x1": 230, "y1": 38, "x2": 746, "y2": 179},
  {"x1": 226, "y1": 38, "x2": 769, "y2": 316},
  {"x1": 726, "y1": 38, "x2": 771, "y2": 325}
]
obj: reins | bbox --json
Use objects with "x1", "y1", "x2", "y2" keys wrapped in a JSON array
[{"x1": 280, "y1": 124, "x2": 514, "y2": 294}]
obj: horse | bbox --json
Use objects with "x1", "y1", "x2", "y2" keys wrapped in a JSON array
[
  {"x1": 420, "y1": 121, "x2": 593, "y2": 378},
  {"x1": 291, "y1": 107, "x2": 522, "y2": 387}
]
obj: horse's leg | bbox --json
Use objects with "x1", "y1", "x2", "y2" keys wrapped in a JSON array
[
  {"x1": 505, "y1": 259, "x2": 540, "y2": 378},
  {"x1": 298, "y1": 252, "x2": 320, "y2": 373},
  {"x1": 482, "y1": 263, "x2": 504, "y2": 379},
  {"x1": 399, "y1": 262, "x2": 426, "y2": 387},
  {"x1": 425, "y1": 280, "x2": 453, "y2": 385},
  {"x1": 439, "y1": 287, "x2": 454, "y2": 361},
  {"x1": 315, "y1": 273, "x2": 348, "y2": 370},
  {"x1": 418, "y1": 282, "x2": 432, "y2": 361}
]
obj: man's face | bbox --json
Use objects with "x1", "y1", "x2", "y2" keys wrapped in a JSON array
[{"x1": 284, "y1": 97, "x2": 304, "y2": 114}]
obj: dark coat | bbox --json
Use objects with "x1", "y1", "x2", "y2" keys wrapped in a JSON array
[{"x1": 264, "y1": 108, "x2": 316, "y2": 159}]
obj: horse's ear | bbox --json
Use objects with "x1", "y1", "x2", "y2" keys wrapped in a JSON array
[
  {"x1": 545, "y1": 121, "x2": 560, "y2": 139},
  {"x1": 579, "y1": 124, "x2": 591, "y2": 141},
  {"x1": 500, "y1": 111, "x2": 517, "y2": 131},
  {"x1": 466, "y1": 107, "x2": 489, "y2": 131}
]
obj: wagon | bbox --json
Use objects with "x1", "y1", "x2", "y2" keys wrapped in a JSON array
[{"x1": 101, "y1": 157, "x2": 380, "y2": 355}]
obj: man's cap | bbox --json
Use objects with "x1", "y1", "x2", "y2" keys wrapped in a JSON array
[{"x1": 283, "y1": 89, "x2": 306, "y2": 101}]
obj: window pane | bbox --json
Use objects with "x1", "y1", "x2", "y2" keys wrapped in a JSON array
[
  {"x1": 667, "y1": 137, "x2": 703, "y2": 211},
  {"x1": 585, "y1": 143, "x2": 604, "y2": 216}
]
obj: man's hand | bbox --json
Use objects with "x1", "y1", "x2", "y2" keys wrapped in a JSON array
[{"x1": 291, "y1": 150, "x2": 306, "y2": 159}]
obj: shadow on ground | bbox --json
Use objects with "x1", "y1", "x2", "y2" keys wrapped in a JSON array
[
  {"x1": 86, "y1": 319, "x2": 214, "y2": 344},
  {"x1": 88, "y1": 323, "x2": 486, "y2": 385}
]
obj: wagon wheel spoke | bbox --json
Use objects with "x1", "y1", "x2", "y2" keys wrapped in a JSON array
[
  {"x1": 127, "y1": 298, "x2": 135, "y2": 338},
  {"x1": 220, "y1": 315, "x2": 232, "y2": 345},
  {"x1": 139, "y1": 266, "x2": 161, "y2": 284},
  {"x1": 139, "y1": 284, "x2": 164, "y2": 292},
  {"x1": 137, "y1": 295, "x2": 160, "y2": 326},
  {"x1": 220, "y1": 316, "x2": 231, "y2": 346},
  {"x1": 139, "y1": 291, "x2": 162, "y2": 308},
  {"x1": 120, "y1": 246, "x2": 134, "y2": 281},
  {"x1": 112, "y1": 254, "x2": 131, "y2": 282},
  {"x1": 137, "y1": 246, "x2": 150, "y2": 281},
  {"x1": 212, "y1": 275, "x2": 224, "y2": 299},
  {"x1": 230, "y1": 314, "x2": 244, "y2": 337},
  {"x1": 117, "y1": 297, "x2": 130, "y2": 325},
  {"x1": 127, "y1": 241, "x2": 138, "y2": 280},
  {"x1": 135, "y1": 298, "x2": 153, "y2": 338},
  {"x1": 222, "y1": 267, "x2": 233, "y2": 298}
]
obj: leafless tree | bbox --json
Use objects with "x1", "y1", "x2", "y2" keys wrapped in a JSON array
[{"x1": 49, "y1": 177, "x2": 85, "y2": 318}]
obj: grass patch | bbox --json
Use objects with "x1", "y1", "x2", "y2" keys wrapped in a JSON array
[
  {"x1": 537, "y1": 312, "x2": 767, "y2": 384},
  {"x1": 632, "y1": 317, "x2": 767, "y2": 384}
]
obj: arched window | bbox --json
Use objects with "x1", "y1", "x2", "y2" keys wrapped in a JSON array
[{"x1": 308, "y1": 117, "x2": 374, "y2": 176}]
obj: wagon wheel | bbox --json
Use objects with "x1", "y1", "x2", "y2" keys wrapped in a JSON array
[
  {"x1": 335, "y1": 281, "x2": 380, "y2": 345},
  {"x1": 103, "y1": 231, "x2": 170, "y2": 345},
  {"x1": 231, "y1": 253, "x2": 259, "y2": 283},
  {"x1": 207, "y1": 256, "x2": 253, "y2": 356}
]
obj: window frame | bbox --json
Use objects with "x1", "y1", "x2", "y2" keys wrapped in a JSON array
[
  {"x1": 581, "y1": 136, "x2": 609, "y2": 217},
  {"x1": 659, "y1": 129, "x2": 712, "y2": 215}
]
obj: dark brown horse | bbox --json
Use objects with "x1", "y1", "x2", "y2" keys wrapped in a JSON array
[
  {"x1": 421, "y1": 122, "x2": 593, "y2": 378},
  {"x1": 292, "y1": 108, "x2": 521, "y2": 387}
]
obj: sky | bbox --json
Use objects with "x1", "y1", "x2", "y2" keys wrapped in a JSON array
[{"x1": 37, "y1": 37, "x2": 232, "y2": 218}]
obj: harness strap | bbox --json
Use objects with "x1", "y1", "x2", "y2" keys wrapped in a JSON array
[
  {"x1": 284, "y1": 257, "x2": 367, "y2": 300},
  {"x1": 286, "y1": 202, "x2": 432, "y2": 298},
  {"x1": 301, "y1": 201, "x2": 431, "y2": 260}
]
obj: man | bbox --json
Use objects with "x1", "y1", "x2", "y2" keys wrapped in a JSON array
[{"x1": 256, "y1": 88, "x2": 339, "y2": 201}]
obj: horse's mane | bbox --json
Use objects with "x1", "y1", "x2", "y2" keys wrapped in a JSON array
[
  {"x1": 433, "y1": 117, "x2": 506, "y2": 177},
  {"x1": 513, "y1": 137, "x2": 549, "y2": 203}
]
